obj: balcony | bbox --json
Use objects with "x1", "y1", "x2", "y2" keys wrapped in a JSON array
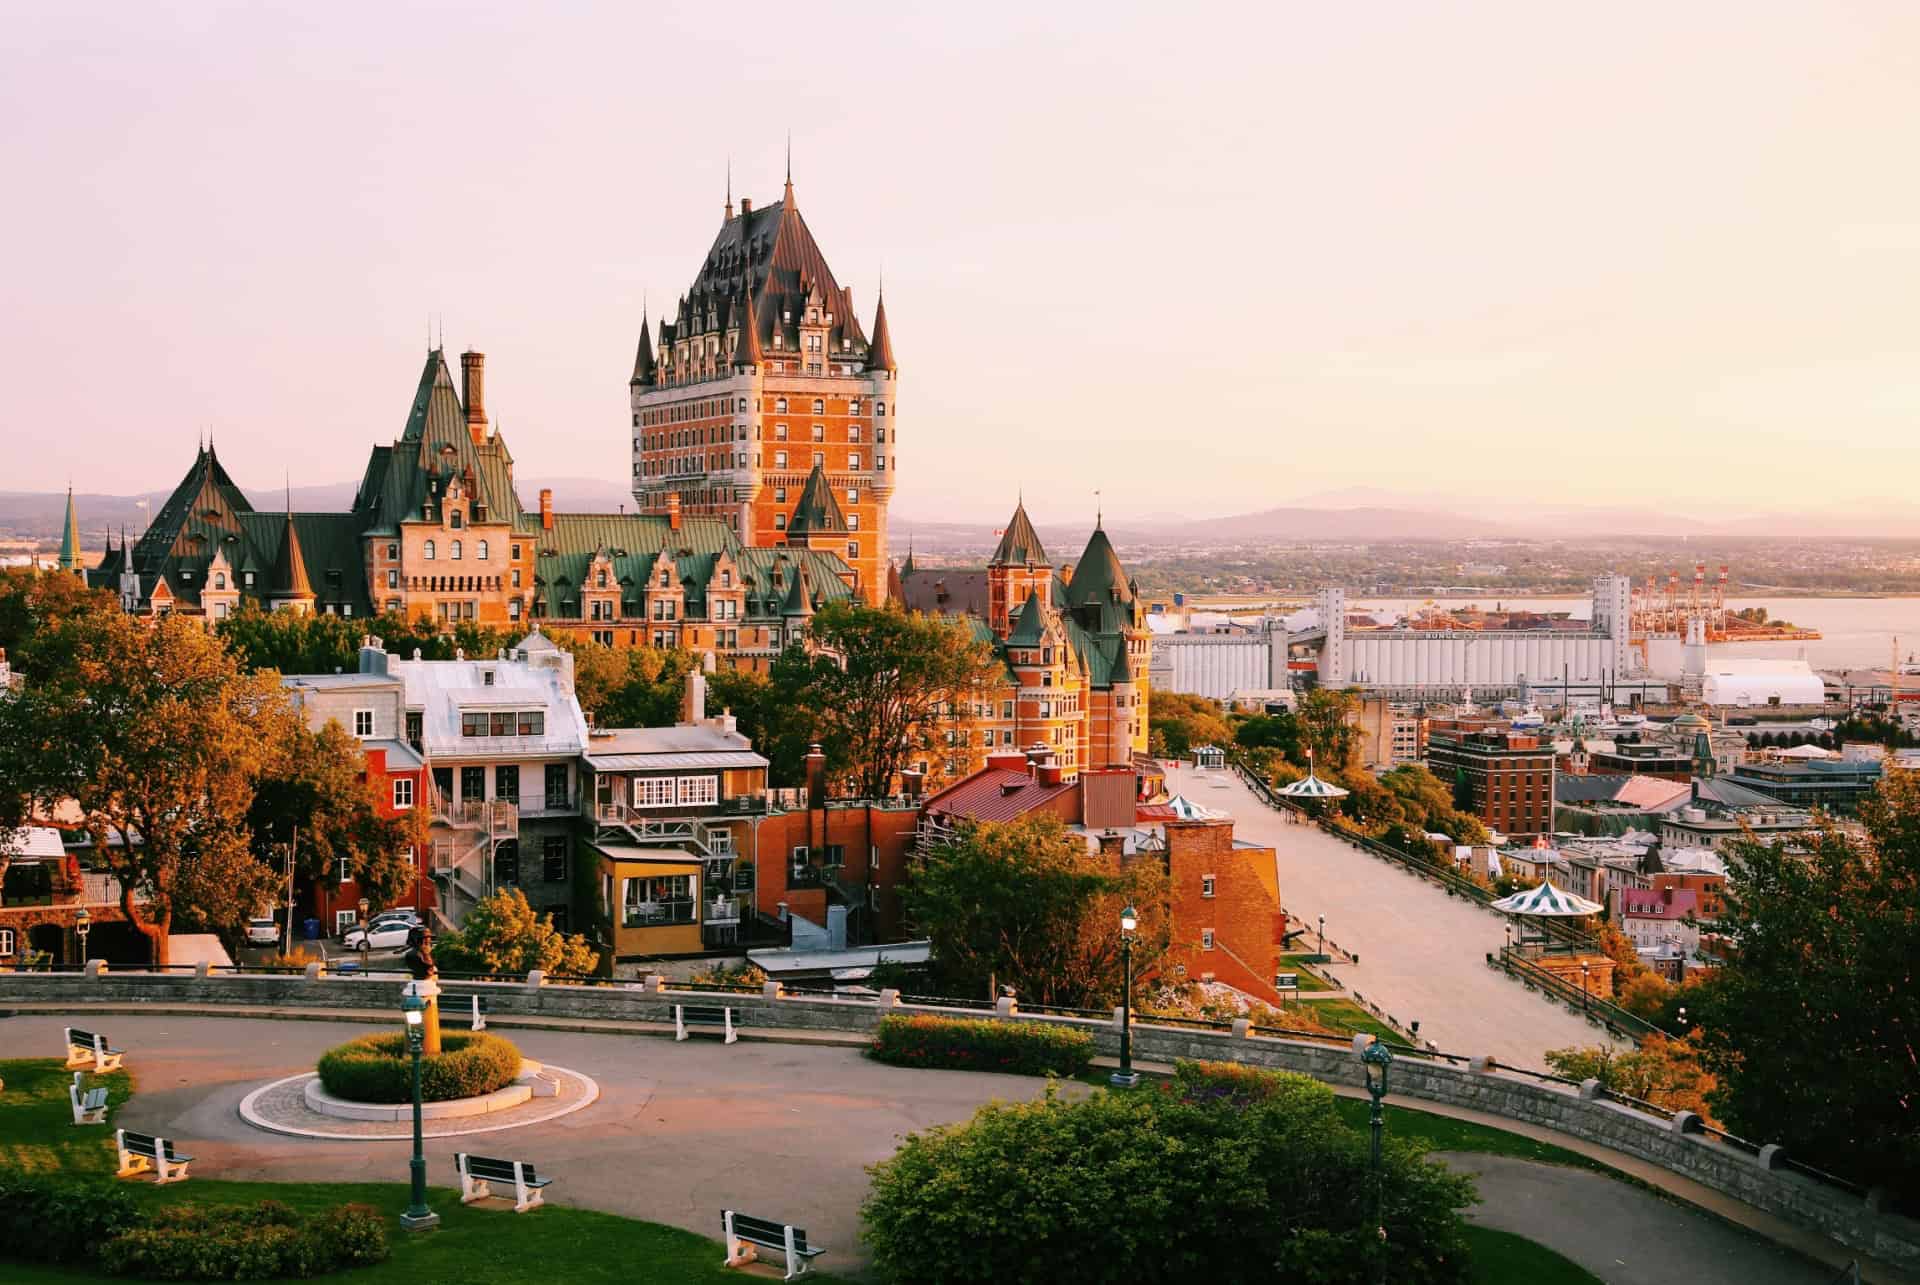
[
  {"x1": 431, "y1": 792, "x2": 519, "y2": 838},
  {"x1": 622, "y1": 897, "x2": 696, "y2": 928},
  {"x1": 518, "y1": 788, "x2": 580, "y2": 818}
]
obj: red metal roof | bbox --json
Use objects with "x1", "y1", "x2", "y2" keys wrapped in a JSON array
[{"x1": 924, "y1": 768, "x2": 1076, "y2": 824}]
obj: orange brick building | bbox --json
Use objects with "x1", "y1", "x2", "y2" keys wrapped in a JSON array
[{"x1": 630, "y1": 172, "x2": 896, "y2": 606}]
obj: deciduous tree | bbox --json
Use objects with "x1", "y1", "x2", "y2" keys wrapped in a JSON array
[{"x1": 432, "y1": 887, "x2": 598, "y2": 976}]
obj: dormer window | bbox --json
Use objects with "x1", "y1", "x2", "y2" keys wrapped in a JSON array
[
  {"x1": 659, "y1": 568, "x2": 671, "y2": 588},
  {"x1": 213, "y1": 572, "x2": 226, "y2": 589},
  {"x1": 244, "y1": 571, "x2": 255, "y2": 587},
  {"x1": 722, "y1": 569, "x2": 732, "y2": 588},
  {"x1": 450, "y1": 510, "x2": 463, "y2": 529},
  {"x1": 597, "y1": 571, "x2": 609, "y2": 588}
]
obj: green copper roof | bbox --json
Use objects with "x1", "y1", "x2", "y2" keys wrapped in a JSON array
[
  {"x1": 1064, "y1": 523, "x2": 1131, "y2": 608},
  {"x1": 990, "y1": 501, "x2": 1047, "y2": 566},
  {"x1": 781, "y1": 561, "x2": 814, "y2": 616},
  {"x1": 1006, "y1": 592, "x2": 1048, "y2": 645},
  {"x1": 58, "y1": 487, "x2": 81, "y2": 573},
  {"x1": 786, "y1": 462, "x2": 848, "y2": 536}
]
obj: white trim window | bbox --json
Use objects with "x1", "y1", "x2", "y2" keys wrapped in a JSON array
[
  {"x1": 1201, "y1": 874, "x2": 1216, "y2": 899},
  {"x1": 0, "y1": 927, "x2": 13, "y2": 957},
  {"x1": 393, "y1": 778, "x2": 415, "y2": 810},
  {"x1": 335, "y1": 910, "x2": 358, "y2": 935},
  {"x1": 1201, "y1": 929, "x2": 1216, "y2": 951},
  {"x1": 353, "y1": 708, "x2": 375, "y2": 738},
  {"x1": 677, "y1": 775, "x2": 718, "y2": 807},
  {"x1": 338, "y1": 858, "x2": 354, "y2": 884},
  {"x1": 634, "y1": 776, "x2": 676, "y2": 809}
]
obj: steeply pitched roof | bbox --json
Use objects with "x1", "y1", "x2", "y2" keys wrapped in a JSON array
[
  {"x1": 58, "y1": 488, "x2": 81, "y2": 573},
  {"x1": 990, "y1": 500, "x2": 1046, "y2": 566},
  {"x1": 1006, "y1": 592, "x2": 1048, "y2": 646},
  {"x1": 630, "y1": 315, "x2": 657, "y2": 386},
  {"x1": 134, "y1": 443, "x2": 254, "y2": 567},
  {"x1": 787, "y1": 462, "x2": 848, "y2": 536},
  {"x1": 1064, "y1": 522, "x2": 1132, "y2": 608},
  {"x1": 867, "y1": 291, "x2": 896, "y2": 372},
  {"x1": 273, "y1": 506, "x2": 315, "y2": 600},
  {"x1": 362, "y1": 349, "x2": 528, "y2": 535},
  {"x1": 781, "y1": 561, "x2": 814, "y2": 616},
  {"x1": 900, "y1": 568, "x2": 988, "y2": 618}
]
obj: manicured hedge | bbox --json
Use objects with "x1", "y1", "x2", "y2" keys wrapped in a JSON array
[
  {"x1": 871, "y1": 1015, "x2": 1094, "y2": 1076},
  {"x1": 96, "y1": 1200, "x2": 388, "y2": 1280},
  {"x1": 0, "y1": 1173, "x2": 140, "y2": 1264},
  {"x1": 316, "y1": 1031, "x2": 521, "y2": 1103}
]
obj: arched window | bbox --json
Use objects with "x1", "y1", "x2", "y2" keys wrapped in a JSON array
[
  {"x1": 424, "y1": 540, "x2": 436, "y2": 560},
  {"x1": 213, "y1": 572, "x2": 226, "y2": 589},
  {"x1": 451, "y1": 540, "x2": 463, "y2": 560},
  {"x1": 477, "y1": 540, "x2": 489, "y2": 561}
]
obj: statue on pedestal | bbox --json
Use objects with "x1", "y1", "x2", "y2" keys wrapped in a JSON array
[{"x1": 403, "y1": 927, "x2": 443, "y2": 1055}]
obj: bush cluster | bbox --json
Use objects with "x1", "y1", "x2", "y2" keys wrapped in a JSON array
[
  {"x1": 96, "y1": 1200, "x2": 388, "y2": 1280},
  {"x1": 316, "y1": 1031, "x2": 521, "y2": 1103},
  {"x1": 871, "y1": 1015, "x2": 1094, "y2": 1077},
  {"x1": 0, "y1": 1173, "x2": 141, "y2": 1264},
  {"x1": 862, "y1": 1069, "x2": 1477, "y2": 1285}
]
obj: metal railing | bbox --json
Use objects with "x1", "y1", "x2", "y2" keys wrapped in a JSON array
[{"x1": 1489, "y1": 947, "x2": 1660, "y2": 1040}]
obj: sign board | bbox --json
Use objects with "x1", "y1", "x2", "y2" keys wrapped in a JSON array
[{"x1": 1276, "y1": 973, "x2": 1298, "y2": 991}]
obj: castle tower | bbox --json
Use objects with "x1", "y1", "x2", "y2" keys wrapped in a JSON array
[
  {"x1": 630, "y1": 169, "x2": 896, "y2": 604},
  {"x1": 986, "y1": 499, "x2": 1050, "y2": 637}
]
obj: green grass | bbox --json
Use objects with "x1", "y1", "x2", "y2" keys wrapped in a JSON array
[
  {"x1": 1330, "y1": 1095, "x2": 1610, "y2": 1174},
  {"x1": 1464, "y1": 1225, "x2": 1603, "y2": 1284},
  {"x1": 1309, "y1": 998, "x2": 1410, "y2": 1043},
  {"x1": 1275, "y1": 955, "x2": 1337, "y2": 991},
  {"x1": 0, "y1": 1057, "x2": 134, "y2": 1173},
  {"x1": 2, "y1": 1181, "x2": 859, "y2": 1284}
]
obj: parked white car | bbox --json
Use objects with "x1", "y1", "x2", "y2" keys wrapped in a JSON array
[
  {"x1": 342, "y1": 919, "x2": 418, "y2": 952},
  {"x1": 245, "y1": 917, "x2": 280, "y2": 946}
]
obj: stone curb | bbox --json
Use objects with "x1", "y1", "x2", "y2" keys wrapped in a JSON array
[{"x1": 237, "y1": 1066, "x2": 600, "y2": 1141}]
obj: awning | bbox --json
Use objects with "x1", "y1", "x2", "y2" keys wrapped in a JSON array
[{"x1": 1490, "y1": 880, "x2": 1603, "y2": 917}]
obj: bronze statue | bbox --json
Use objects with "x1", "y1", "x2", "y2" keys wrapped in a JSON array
[{"x1": 403, "y1": 926, "x2": 438, "y2": 981}]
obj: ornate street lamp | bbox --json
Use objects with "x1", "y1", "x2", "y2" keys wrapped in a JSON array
[
  {"x1": 1358, "y1": 1035, "x2": 1395, "y2": 1284},
  {"x1": 74, "y1": 907, "x2": 92, "y2": 965},
  {"x1": 1580, "y1": 959, "x2": 1591, "y2": 1013},
  {"x1": 398, "y1": 990, "x2": 439, "y2": 1231},
  {"x1": 1318, "y1": 914, "x2": 1326, "y2": 959},
  {"x1": 1110, "y1": 904, "x2": 1140, "y2": 1089}
]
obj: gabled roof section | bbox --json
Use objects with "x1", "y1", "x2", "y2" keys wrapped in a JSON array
[
  {"x1": 787, "y1": 462, "x2": 849, "y2": 536},
  {"x1": 1064, "y1": 522, "x2": 1133, "y2": 608},
  {"x1": 369, "y1": 348, "x2": 527, "y2": 533},
  {"x1": 1006, "y1": 592, "x2": 1048, "y2": 646},
  {"x1": 134, "y1": 443, "x2": 254, "y2": 567},
  {"x1": 400, "y1": 348, "x2": 461, "y2": 443},
  {"x1": 781, "y1": 561, "x2": 814, "y2": 616},
  {"x1": 990, "y1": 500, "x2": 1047, "y2": 567}
]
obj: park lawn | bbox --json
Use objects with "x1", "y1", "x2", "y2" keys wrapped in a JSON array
[
  {"x1": 1331, "y1": 1096, "x2": 1613, "y2": 1176},
  {"x1": 1309, "y1": 998, "x2": 1410, "y2": 1043},
  {"x1": 2, "y1": 1180, "x2": 861, "y2": 1285},
  {"x1": 0, "y1": 1057, "x2": 133, "y2": 1173},
  {"x1": 1276, "y1": 954, "x2": 1337, "y2": 991},
  {"x1": 1463, "y1": 1225, "x2": 1603, "y2": 1284}
]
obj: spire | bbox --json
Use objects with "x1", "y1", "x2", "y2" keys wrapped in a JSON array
[
  {"x1": 724, "y1": 157, "x2": 734, "y2": 224},
  {"x1": 631, "y1": 311, "x2": 657, "y2": 386},
  {"x1": 58, "y1": 486, "x2": 82, "y2": 575},
  {"x1": 733, "y1": 272, "x2": 763, "y2": 369},
  {"x1": 783, "y1": 133, "x2": 794, "y2": 206},
  {"x1": 781, "y1": 560, "x2": 813, "y2": 617},
  {"x1": 1064, "y1": 523, "x2": 1134, "y2": 609},
  {"x1": 867, "y1": 286, "x2": 897, "y2": 373},
  {"x1": 990, "y1": 499, "x2": 1046, "y2": 567},
  {"x1": 272, "y1": 491, "x2": 314, "y2": 605}
]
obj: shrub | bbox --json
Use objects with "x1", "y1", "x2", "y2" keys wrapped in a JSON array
[
  {"x1": 0, "y1": 1173, "x2": 142, "y2": 1264},
  {"x1": 96, "y1": 1200, "x2": 387, "y2": 1280},
  {"x1": 863, "y1": 1073, "x2": 1477, "y2": 1285},
  {"x1": 871, "y1": 1015, "x2": 1094, "y2": 1077},
  {"x1": 316, "y1": 1031, "x2": 521, "y2": 1103}
]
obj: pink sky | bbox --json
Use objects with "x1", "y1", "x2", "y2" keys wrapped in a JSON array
[{"x1": 5, "y1": 2, "x2": 1920, "y2": 524}]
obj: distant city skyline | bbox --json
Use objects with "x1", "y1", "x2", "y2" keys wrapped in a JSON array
[{"x1": 6, "y1": 3, "x2": 1920, "y2": 525}]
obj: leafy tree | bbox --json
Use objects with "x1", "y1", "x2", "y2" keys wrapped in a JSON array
[
  {"x1": 1545, "y1": 1032, "x2": 1717, "y2": 1121},
  {"x1": 0, "y1": 568, "x2": 118, "y2": 682},
  {"x1": 217, "y1": 604, "x2": 522, "y2": 674},
  {"x1": 707, "y1": 650, "x2": 825, "y2": 788},
  {"x1": 1149, "y1": 691, "x2": 1234, "y2": 759},
  {"x1": 1615, "y1": 969, "x2": 1672, "y2": 1021},
  {"x1": 548, "y1": 634, "x2": 695, "y2": 728},
  {"x1": 906, "y1": 813, "x2": 1169, "y2": 1006},
  {"x1": 1693, "y1": 769, "x2": 1920, "y2": 1197},
  {"x1": 247, "y1": 720, "x2": 429, "y2": 917},
  {"x1": 1297, "y1": 687, "x2": 1362, "y2": 770},
  {"x1": 1233, "y1": 710, "x2": 1302, "y2": 759},
  {"x1": 862, "y1": 1069, "x2": 1475, "y2": 1285},
  {"x1": 432, "y1": 887, "x2": 598, "y2": 976},
  {"x1": 796, "y1": 603, "x2": 1001, "y2": 799},
  {"x1": 0, "y1": 607, "x2": 290, "y2": 963}
]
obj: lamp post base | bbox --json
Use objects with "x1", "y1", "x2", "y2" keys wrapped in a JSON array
[
  {"x1": 399, "y1": 1210, "x2": 440, "y2": 1233},
  {"x1": 1108, "y1": 1070, "x2": 1140, "y2": 1089}
]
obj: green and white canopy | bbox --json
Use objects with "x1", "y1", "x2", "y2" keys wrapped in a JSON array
[
  {"x1": 1276, "y1": 772, "x2": 1349, "y2": 799},
  {"x1": 1490, "y1": 879, "x2": 1603, "y2": 917}
]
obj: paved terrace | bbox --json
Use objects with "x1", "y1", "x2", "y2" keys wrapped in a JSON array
[
  {"x1": 1, "y1": 1013, "x2": 1840, "y2": 1284},
  {"x1": 1166, "y1": 761, "x2": 1620, "y2": 1067}
]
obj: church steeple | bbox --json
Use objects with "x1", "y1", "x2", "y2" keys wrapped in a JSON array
[{"x1": 57, "y1": 486, "x2": 82, "y2": 575}]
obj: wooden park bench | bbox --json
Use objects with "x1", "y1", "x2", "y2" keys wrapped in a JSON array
[
  {"x1": 64, "y1": 1027, "x2": 125, "y2": 1073},
  {"x1": 674, "y1": 1003, "x2": 738, "y2": 1044},
  {"x1": 721, "y1": 1210, "x2": 825, "y2": 1280},
  {"x1": 70, "y1": 1072, "x2": 109, "y2": 1125},
  {"x1": 454, "y1": 1152, "x2": 551, "y2": 1213},
  {"x1": 116, "y1": 1129, "x2": 193, "y2": 1184}
]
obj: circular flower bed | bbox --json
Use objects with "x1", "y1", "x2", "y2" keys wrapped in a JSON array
[{"x1": 316, "y1": 1031, "x2": 521, "y2": 1104}]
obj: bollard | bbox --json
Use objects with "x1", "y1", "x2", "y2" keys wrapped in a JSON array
[
  {"x1": 194, "y1": 960, "x2": 212, "y2": 979},
  {"x1": 1230, "y1": 1018, "x2": 1250, "y2": 1039},
  {"x1": 994, "y1": 995, "x2": 1017, "y2": 1018},
  {"x1": 877, "y1": 988, "x2": 901, "y2": 1008},
  {"x1": 1757, "y1": 1143, "x2": 1785, "y2": 1171},
  {"x1": 525, "y1": 969, "x2": 546, "y2": 992},
  {"x1": 303, "y1": 961, "x2": 325, "y2": 980},
  {"x1": 1670, "y1": 1110, "x2": 1700, "y2": 1135},
  {"x1": 84, "y1": 958, "x2": 108, "y2": 979},
  {"x1": 1578, "y1": 1078, "x2": 1604, "y2": 1100},
  {"x1": 1112, "y1": 1006, "x2": 1127, "y2": 1030},
  {"x1": 762, "y1": 980, "x2": 785, "y2": 1001},
  {"x1": 1468, "y1": 1055, "x2": 1497, "y2": 1074}
]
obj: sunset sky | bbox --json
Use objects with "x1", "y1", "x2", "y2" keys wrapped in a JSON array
[{"x1": 5, "y1": 2, "x2": 1920, "y2": 524}]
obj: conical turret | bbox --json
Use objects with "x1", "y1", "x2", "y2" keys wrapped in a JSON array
[{"x1": 58, "y1": 486, "x2": 82, "y2": 575}]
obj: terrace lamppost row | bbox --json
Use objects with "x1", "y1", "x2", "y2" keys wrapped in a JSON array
[
  {"x1": 1110, "y1": 903, "x2": 1140, "y2": 1089},
  {"x1": 1358, "y1": 1034, "x2": 1394, "y2": 1285},
  {"x1": 399, "y1": 989, "x2": 439, "y2": 1232}
]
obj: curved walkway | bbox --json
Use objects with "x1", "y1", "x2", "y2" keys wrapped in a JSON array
[
  {"x1": 1167, "y1": 762, "x2": 1619, "y2": 1067},
  {"x1": 5, "y1": 1012, "x2": 1849, "y2": 1283}
]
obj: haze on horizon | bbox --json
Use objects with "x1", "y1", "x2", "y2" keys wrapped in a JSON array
[{"x1": 4, "y1": 2, "x2": 1919, "y2": 528}]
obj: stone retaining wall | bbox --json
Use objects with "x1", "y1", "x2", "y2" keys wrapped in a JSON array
[{"x1": 4, "y1": 969, "x2": 1913, "y2": 1271}]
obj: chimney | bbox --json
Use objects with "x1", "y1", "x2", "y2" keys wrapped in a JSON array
[
  {"x1": 1036, "y1": 763, "x2": 1064, "y2": 787},
  {"x1": 539, "y1": 488, "x2": 554, "y2": 531},
  {"x1": 1097, "y1": 831, "x2": 1127, "y2": 859},
  {"x1": 740, "y1": 197, "x2": 752, "y2": 216},
  {"x1": 986, "y1": 751, "x2": 1031, "y2": 774},
  {"x1": 900, "y1": 767, "x2": 924, "y2": 799},
  {"x1": 667, "y1": 492, "x2": 682, "y2": 532},
  {"x1": 461, "y1": 350, "x2": 486, "y2": 437},
  {"x1": 683, "y1": 667, "x2": 706, "y2": 724},
  {"x1": 805, "y1": 743, "x2": 827, "y2": 807}
]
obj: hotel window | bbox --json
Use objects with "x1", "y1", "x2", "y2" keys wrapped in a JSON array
[
  {"x1": 387, "y1": 543, "x2": 399, "y2": 559},
  {"x1": 848, "y1": 514, "x2": 860, "y2": 530},
  {"x1": 774, "y1": 450, "x2": 788, "y2": 468},
  {"x1": 848, "y1": 425, "x2": 861, "y2": 442},
  {"x1": 848, "y1": 399, "x2": 862, "y2": 415},
  {"x1": 450, "y1": 510, "x2": 463, "y2": 529},
  {"x1": 1202, "y1": 875, "x2": 1216, "y2": 899},
  {"x1": 774, "y1": 514, "x2": 787, "y2": 531},
  {"x1": 774, "y1": 487, "x2": 787, "y2": 503},
  {"x1": 847, "y1": 541, "x2": 859, "y2": 560},
  {"x1": 244, "y1": 571, "x2": 256, "y2": 587},
  {"x1": 353, "y1": 709, "x2": 375, "y2": 738},
  {"x1": 811, "y1": 423, "x2": 823, "y2": 441},
  {"x1": 451, "y1": 540, "x2": 463, "y2": 560},
  {"x1": 849, "y1": 452, "x2": 862, "y2": 471},
  {"x1": 634, "y1": 776, "x2": 676, "y2": 808},
  {"x1": 478, "y1": 540, "x2": 489, "y2": 560},
  {"x1": 876, "y1": 401, "x2": 886, "y2": 415},
  {"x1": 424, "y1": 540, "x2": 436, "y2": 560},
  {"x1": 387, "y1": 569, "x2": 398, "y2": 588},
  {"x1": 812, "y1": 398, "x2": 824, "y2": 414},
  {"x1": 776, "y1": 397, "x2": 788, "y2": 412},
  {"x1": 512, "y1": 543, "x2": 522, "y2": 560},
  {"x1": 812, "y1": 452, "x2": 824, "y2": 467},
  {"x1": 511, "y1": 568, "x2": 521, "y2": 588},
  {"x1": 846, "y1": 489, "x2": 859, "y2": 505},
  {"x1": 775, "y1": 422, "x2": 788, "y2": 439},
  {"x1": 876, "y1": 454, "x2": 887, "y2": 470},
  {"x1": 1201, "y1": 929, "x2": 1215, "y2": 951}
]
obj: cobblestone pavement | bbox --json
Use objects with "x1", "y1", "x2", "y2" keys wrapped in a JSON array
[
  {"x1": 1165, "y1": 762, "x2": 1622, "y2": 1068},
  {"x1": 9, "y1": 1013, "x2": 1852, "y2": 1282}
]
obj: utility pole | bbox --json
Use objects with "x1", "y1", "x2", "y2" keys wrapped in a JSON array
[{"x1": 282, "y1": 825, "x2": 299, "y2": 956}]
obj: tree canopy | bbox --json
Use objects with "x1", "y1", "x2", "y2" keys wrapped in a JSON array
[
  {"x1": 432, "y1": 887, "x2": 598, "y2": 976},
  {"x1": 1149, "y1": 691, "x2": 1234, "y2": 759}
]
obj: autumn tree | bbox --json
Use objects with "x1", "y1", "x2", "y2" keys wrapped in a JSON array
[
  {"x1": 707, "y1": 650, "x2": 828, "y2": 788},
  {"x1": 1148, "y1": 692, "x2": 1235, "y2": 760},
  {"x1": 906, "y1": 812, "x2": 1170, "y2": 1006},
  {"x1": 1297, "y1": 687, "x2": 1361, "y2": 771},
  {"x1": 1692, "y1": 768, "x2": 1920, "y2": 1198},
  {"x1": 0, "y1": 607, "x2": 291, "y2": 964},
  {"x1": 432, "y1": 887, "x2": 598, "y2": 976},
  {"x1": 217, "y1": 604, "x2": 522, "y2": 675},
  {"x1": 796, "y1": 603, "x2": 1001, "y2": 799},
  {"x1": 548, "y1": 634, "x2": 695, "y2": 728},
  {"x1": 1545, "y1": 1032, "x2": 1717, "y2": 1121},
  {"x1": 247, "y1": 720, "x2": 430, "y2": 916}
]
